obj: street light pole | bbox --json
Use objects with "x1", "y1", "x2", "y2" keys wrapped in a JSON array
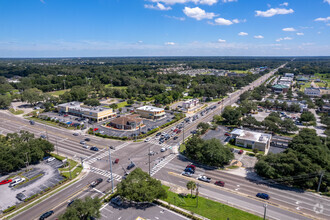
[
  {"x1": 109, "y1": 146, "x2": 114, "y2": 193},
  {"x1": 67, "y1": 157, "x2": 72, "y2": 179},
  {"x1": 263, "y1": 204, "x2": 267, "y2": 220},
  {"x1": 148, "y1": 145, "x2": 151, "y2": 176},
  {"x1": 182, "y1": 126, "x2": 185, "y2": 145},
  {"x1": 317, "y1": 171, "x2": 325, "y2": 193}
]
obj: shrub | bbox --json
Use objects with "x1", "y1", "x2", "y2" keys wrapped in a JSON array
[{"x1": 3, "y1": 205, "x2": 16, "y2": 213}]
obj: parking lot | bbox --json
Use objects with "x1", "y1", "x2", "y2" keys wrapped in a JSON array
[
  {"x1": 96, "y1": 113, "x2": 174, "y2": 138},
  {"x1": 202, "y1": 125, "x2": 231, "y2": 143},
  {"x1": 0, "y1": 159, "x2": 64, "y2": 211}
]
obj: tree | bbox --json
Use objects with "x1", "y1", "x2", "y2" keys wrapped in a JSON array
[
  {"x1": 186, "y1": 181, "x2": 197, "y2": 197},
  {"x1": 280, "y1": 118, "x2": 298, "y2": 133},
  {"x1": 59, "y1": 197, "x2": 101, "y2": 220},
  {"x1": 242, "y1": 116, "x2": 260, "y2": 128},
  {"x1": 300, "y1": 111, "x2": 316, "y2": 122},
  {"x1": 84, "y1": 99, "x2": 100, "y2": 107},
  {"x1": 21, "y1": 88, "x2": 44, "y2": 106},
  {"x1": 127, "y1": 99, "x2": 134, "y2": 105},
  {"x1": 197, "y1": 122, "x2": 210, "y2": 134},
  {"x1": 0, "y1": 94, "x2": 12, "y2": 109},
  {"x1": 221, "y1": 106, "x2": 241, "y2": 126},
  {"x1": 109, "y1": 103, "x2": 118, "y2": 109},
  {"x1": 252, "y1": 148, "x2": 259, "y2": 155},
  {"x1": 117, "y1": 168, "x2": 167, "y2": 202},
  {"x1": 213, "y1": 115, "x2": 223, "y2": 125},
  {"x1": 185, "y1": 136, "x2": 234, "y2": 167}
]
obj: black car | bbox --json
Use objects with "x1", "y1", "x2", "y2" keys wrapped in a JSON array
[
  {"x1": 40, "y1": 134, "x2": 47, "y2": 139},
  {"x1": 127, "y1": 162, "x2": 135, "y2": 170},
  {"x1": 16, "y1": 193, "x2": 27, "y2": 201},
  {"x1": 90, "y1": 147, "x2": 99, "y2": 151},
  {"x1": 111, "y1": 196, "x2": 123, "y2": 206},
  {"x1": 85, "y1": 138, "x2": 91, "y2": 141},
  {"x1": 156, "y1": 132, "x2": 161, "y2": 136},
  {"x1": 67, "y1": 200, "x2": 75, "y2": 207},
  {"x1": 173, "y1": 136, "x2": 178, "y2": 140},
  {"x1": 29, "y1": 120, "x2": 35, "y2": 125},
  {"x1": 39, "y1": 210, "x2": 54, "y2": 220},
  {"x1": 90, "y1": 178, "x2": 103, "y2": 187}
]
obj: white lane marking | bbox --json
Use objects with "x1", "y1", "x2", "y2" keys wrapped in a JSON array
[{"x1": 93, "y1": 188, "x2": 105, "y2": 195}]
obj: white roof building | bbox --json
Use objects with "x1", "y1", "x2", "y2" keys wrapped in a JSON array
[{"x1": 231, "y1": 129, "x2": 271, "y2": 154}]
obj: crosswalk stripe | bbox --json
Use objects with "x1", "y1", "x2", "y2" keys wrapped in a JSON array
[{"x1": 150, "y1": 154, "x2": 177, "y2": 176}]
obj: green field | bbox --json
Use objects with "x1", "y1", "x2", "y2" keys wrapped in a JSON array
[
  {"x1": 47, "y1": 89, "x2": 69, "y2": 96},
  {"x1": 117, "y1": 101, "x2": 128, "y2": 108},
  {"x1": 231, "y1": 70, "x2": 248, "y2": 74},
  {"x1": 299, "y1": 82, "x2": 311, "y2": 91},
  {"x1": 163, "y1": 186, "x2": 262, "y2": 220}
]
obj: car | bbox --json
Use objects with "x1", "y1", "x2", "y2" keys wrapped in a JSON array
[
  {"x1": 16, "y1": 193, "x2": 27, "y2": 201},
  {"x1": 63, "y1": 114, "x2": 69, "y2": 117},
  {"x1": 85, "y1": 138, "x2": 91, "y2": 141},
  {"x1": 127, "y1": 162, "x2": 135, "y2": 170},
  {"x1": 29, "y1": 120, "x2": 35, "y2": 125},
  {"x1": 73, "y1": 132, "x2": 79, "y2": 136},
  {"x1": 230, "y1": 148, "x2": 234, "y2": 152},
  {"x1": 47, "y1": 157, "x2": 55, "y2": 163},
  {"x1": 67, "y1": 200, "x2": 75, "y2": 207},
  {"x1": 90, "y1": 178, "x2": 103, "y2": 187},
  {"x1": 39, "y1": 210, "x2": 54, "y2": 220},
  {"x1": 110, "y1": 146, "x2": 116, "y2": 150},
  {"x1": 173, "y1": 128, "x2": 178, "y2": 132},
  {"x1": 0, "y1": 179, "x2": 12, "y2": 185},
  {"x1": 83, "y1": 145, "x2": 89, "y2": 149},
  {"x1": 40, "y1": 134, "x2": 47, "y2": 139},
  {"x1": 215, "y1": 181, "x2": 225, "y2": 187},
  {"x1": 224, "y1": 132, "x2": 231, "y2": 136},
  {"x1": 111, "y1": 196, "x2": 123, "y2": 206},
  {"x1": 160, "y1": 147, "x2": 166, "y2": 152},
  {"x1": 184, "y1": 167, "x2": 194, "y2": 174},
  {"x1": 99, "y1": 131, "x2": 104, "y2": 134},
  {"x1": 145, "y1": 137, "x2": 151, "y2": 142},
  {"x1": 173, "y1": 136, "x2": 178, "y2": 140},
  {"x1": 186, "y1": 164, "x2": 196, "y2": 171},
  {"x1": 9, "y1": 178, "x2": 26, "y2": 187},
  {"x1": 198, "y1": 175, "x2": 211, "y2": 183},
  {"x1": 93, "y1": 128, "x2": 99, "y2": 131},
  {"x1": 238, "y1": 149, "x2": 244, "y2": 154},
  {"x1": 156, "y1": 132, "x2": 161, "y2": 136},
  {"x1": 256, "y1": 193, "x2": 270, "y2": 200},
  {"x1": 176, "y1": 129, "x2": 181, "y2": 134},
  {"x1": 114, "y1": 158, "x2": 119, "y2": 164},
  {"x1": 90, "y1": 146, "x2": 99, "y2": 151},
  {"x1": 80, "y1": 141, "x2": 86, "y2": 144},
  {"x1": 182, "y1": 171, "x2": 193, "y2": 177},
  {"x1": 148, "y1": 151, "x2": 156, "y2": 156}
]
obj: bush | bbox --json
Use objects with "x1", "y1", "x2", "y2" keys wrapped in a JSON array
[{"x1": 3, "y1": 205, "x2": 16, "y2": 213}]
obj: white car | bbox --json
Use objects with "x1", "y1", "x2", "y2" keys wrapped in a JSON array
[
  {"x1": 83, "y1": 145, "x2": 89, "y2": 149},
  {"x1": 47, "y1": 157, "x2": 55, "y2": 163},
  {"x1": 80, "y1": 141, "x2": 86, "y2": 145},
  {"x1": 9, "y1": 178, "x2": 26, "y2": 187},
  {"x1": 160, "y1": 148, "x2": 166, "y2": 152},
  {"x1": 145, "y1": 137, "x2": 151, "y2": 142},
  {"x1": 99, "y1": 131, "x2": 104, "y2": 134}
]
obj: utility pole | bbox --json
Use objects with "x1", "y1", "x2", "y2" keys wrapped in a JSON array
[
  {"x1": 148, "y1": 145, "x2": 151, "y2": 176},
  {"x1": 182, "y1": 126, "x2": 185, "y2": 145},
  {"x1": 56, "y1": 137, "x2": 58, "y2": 155},
  {"x1": 263, "y1": 204, "x2": 267, "y2": 220},
  {"x1": 196, "y1": 183, "x2": 200, "y2": 207},
  {"x1": 109, "y1": 147, "x2": 114, "y2": 193},
  {"x1": 45, "y1": 124, "x2": 49, "y2": 141},
  {"x1": 317, "y1": 171, "x2": 325, "y2": 193}
]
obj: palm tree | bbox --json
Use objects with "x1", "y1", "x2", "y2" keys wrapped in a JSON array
[{"x1": 186, "y1": 181, "x2": 197, "y2": 197}]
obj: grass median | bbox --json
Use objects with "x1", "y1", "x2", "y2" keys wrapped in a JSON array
[{"x1": 162, "y1": 186, "x2": 262, "y2": 220}]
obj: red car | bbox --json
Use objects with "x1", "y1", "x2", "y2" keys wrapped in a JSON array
[
  {"x1": 114, "y1": 158, "x2": 119, "y2": 164},
  {"x1": 186, "y1": 164, "x2": 196, "y2": 171},
  {"x1": 215, "y1": 181, "x2": 225, "y2": 187},
  {"x1": 238, "y1": 150, "x2": 244, "y2": 154},
  {"x1": 93, "y1": 128, "x2": 99, "y2": 131},
  {"x1": 176, "y1": 129, "x2": 181, "y2": 134},
  {"x1": 173, "y1": 128, "x2": 178, "y2": 132},
  {"x1": 224, "y1": 132, "x2": 231, "y2": 136},
  {"x1": 63, "y1": 114, "x2": 69, "y2": 117},
  {"x1": 0, "y1": 179, "x2": 12, "y2": 185}
]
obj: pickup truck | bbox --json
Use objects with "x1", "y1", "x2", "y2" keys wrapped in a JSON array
[{"x1": 198, "y1": 175, "x2": 211, "y2": 183}]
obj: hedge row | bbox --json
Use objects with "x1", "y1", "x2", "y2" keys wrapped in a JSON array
[{"x1": 154, "y1": 200, "x2": 202, "y2": 220}]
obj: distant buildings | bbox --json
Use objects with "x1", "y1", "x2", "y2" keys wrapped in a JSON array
[
  {"x1": 296, "y1": 76, "x2": 309, "y2": 82},
  {"x1": 318, "y1": 104, "x2": 330, "y2": 115},
  {"x1": 230, "y1": 129, "x2": 271, "y2": 154},
  {"x1": 265, "y1": 98, "x2": 308, "y2": 112},
  {"x1": 277, "y1": 76, "x2": 293, "y2": 87},
  {"x1": 271, "y1": 84, "x2": 289, "y2": 94},
  {"x1": 136, "y1": 106, "x2": 165, "y2": 120},
  {"x1": 57, "y1": 102, "x2": 116, "y2": 122},
  {"x1": 182, "y1": 99, "x2": 199, "y2": 110},
  {"x1": 304, "y1": 88, "x2": 321, "y2": 97},
  {"x1": 108, "y1": 114, "x2": 143, "y2": 130},
  {"x1": 284, "y1": 73, "x2": 294, "y2": 78}
]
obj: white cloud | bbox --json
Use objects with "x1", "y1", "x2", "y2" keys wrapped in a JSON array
[
  {"x1": 254, "y1": 35, "x2": 264, "y2": 39},
  {"x1": 222, "y1": 0, "x2": 237, "y2": 2},
  {"x1": 144, "y1": 3, "x2": 172, "y2": 10},
  {"x1": 40, "y1": 0, "x2": 45, "y2": 3},
  {"x1": 150, "y1": 0, "x2": 218, "y2": 5},
  {"x1": 282, "y1": 27, "x2": 296, "y2": 31},
  {"x1": 214, "y1": 18, "x2": 233, "y2": 25},
  {"x1": 296, "y1": 32, "x2": 304, "y2": 36},
  {"x1": 238, "y1": 32, "x2": 248, "y2": 36},
  {"x1": 314, "y1": 16, "x2": 330, "y2": 22},
  {"x1": 327, "y1": 23, "x2": 330, "y2": 26},
  {"x1": 324, "y1": 0, "x2": 330, "y2": 5},
  {"x1": 280, "y1": 2, "x2": 289, "y2": 6},
  {"x1": 183, "y1": 7, "x2": 216, "y2": 20},
  {"x1": 276, "y1": 37, "x2": 292, "y2": 42},
  {"x1": 255, "y1": 8, "x2": 294, "y2": 17},
  {"x1": 165, "y1": 42, "x2": 175, "y2": 45},
  {"x1": 218, "y1": 39, "x2": 226, "y2": 43},
  {"x1": 164, "y1": 15, "x2": 186, "y2": 21}
]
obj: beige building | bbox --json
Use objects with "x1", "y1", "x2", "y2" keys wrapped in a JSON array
[
  {"x1": 108, "y1": 114, "x2": 143, "y2": 130},
  {"x1": 231, "y1": 129, "x2": 271, "y2": 154},
  {"x1": 136, "y1": 106, "x2": 165, "y2": 119},
  {"x1": 57, "y1": 102, "x2": 116, "y2": 122}
]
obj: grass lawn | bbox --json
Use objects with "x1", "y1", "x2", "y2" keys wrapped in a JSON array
[
  {"x1": 179, "y1": 144, "x2": 186, "y2": 153},
  {"x1": 58, "y1": 159, "x2": 78, "y2": 172},
  {"x1": 9, "y1": 108, "x2": 24, "y2": 115},
  {"x1": 61, "y1": 165, "x2": 83, "y2": 179},
  {"x1": 231, "y1": 70, "x2": 248, "y2": 74},
  {"x1": 163, "y1": 186, "x2": 262, "y2": 220},
  {"x1": 47, "y1": 89, "x2": 69, "y2": 97},
  {"x1": 117, "y1": 101, "x2": 128, "y2": 108},
  {"x1": 316, "y1": 82, "x2": 329, "y2": 88},
  {"x1": 225, "y1": 142, "x2": 264, "y2": 155},
  {"x1": 299, "y1": 82, "x2": 311, "y2": 91}
]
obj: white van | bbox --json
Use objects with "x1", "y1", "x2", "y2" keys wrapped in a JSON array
[{"x1": 9, "y1": 178, "x2": 26, "y2": 187}]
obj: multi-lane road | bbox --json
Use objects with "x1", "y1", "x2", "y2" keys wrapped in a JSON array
[{"x1": 1, "y1": 63, "x2": 329, "y2": 220}]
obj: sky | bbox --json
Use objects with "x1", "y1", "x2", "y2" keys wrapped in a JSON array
[{"x1": 0, "y1": 0, "x2": 329, "y2": 57}]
